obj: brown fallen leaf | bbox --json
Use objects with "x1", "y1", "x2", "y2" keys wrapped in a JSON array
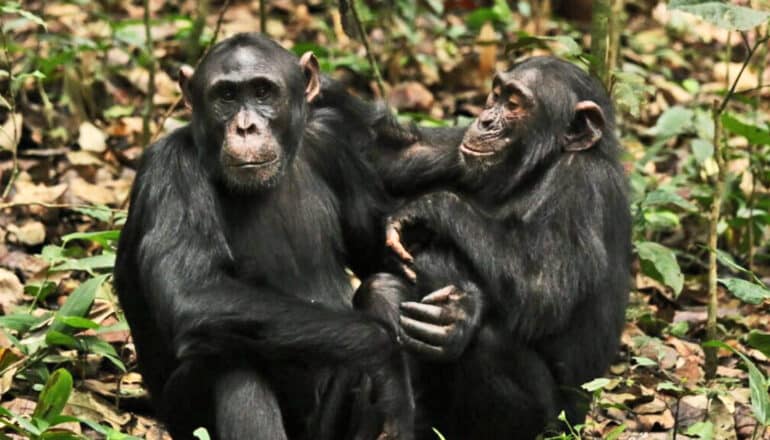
[
  {"x1": 7, "y1": 221, "x2": 46, "y2": 247},
  {"x1": 78, "y1": 121, "x2": 108, "y2": 153},
  {"x1": 637, "y1": 408, "x2": 675, "y2": 431},
  {"x1": 387, "y1": 82, "x2": 435, "y2": 112},
  {"x1": 0, "y1": 268, "x2": 24, "y2": 314}
]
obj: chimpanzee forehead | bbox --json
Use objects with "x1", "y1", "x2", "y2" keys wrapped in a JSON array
[
  {"x1": 500, "y1": 67, "x2": 540, "y2": 87},
  {"x1": 201, "y1": 44, "x2": 298, "y2": 86}
]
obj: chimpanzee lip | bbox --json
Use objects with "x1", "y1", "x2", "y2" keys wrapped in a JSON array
[
  {"x1": 460, "y1": 142, "x2": 495, "y2": 156},
  {"x1": 229, "y1": 157, "x2": 279, "y2": 168}
]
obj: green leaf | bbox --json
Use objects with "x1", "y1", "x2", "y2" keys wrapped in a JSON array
[
  {"x1": 704, "y1": 340, "x2": 770, "y2": 424},
  {"x1": 646, "y1": 106, "x2": 694, "y2": 139},
  {"x1": 684, "y1": 421, "x2": 714, "y2": 439},
  {"x1": 50, "y1": 253, "x2": 116, "y2": 274},
  {"x1": 747, "y1": 331, "x2": 770, "y2": 358},
  {"x1": 657, "y1": 381, "x2": 684, "y2": 392},
  {"x1": 193, "y1": 428, "x2": 212, "y2": 440},
  {"x1": 33, "y1": 369, "x2": 73, "y2": 423},
  {"x1": 431, "y1": 428, "x2": 447, "y2": 440},
  {"x1": 643, "y1": 189, "x2": 697, "y2": 211},
  {"x1": 669, "y1": 1, "x2": 770, "y2": 31},
  {"x1": 722, "y1": 113, "x2": 770, "y2": 145},
  {"x1": 605, "y1": 424, "x2": 627, "y2": 440},
  {"x1": 715, "y1": 249, "x2": 750, "y2": 274},
  {"x1": 581, "y1": 377, "x2": 611, "y2": 392},
  {"x1": 636, "y1": 241, "x2": 684, "y2": 296},
  {"x1": 633, "y1": 356, "x2": 658, "y2": 367},
  {"x1": 691, "y1": 139, "x2": 714, "y2": 164},
  {"x1": 61, "y1": 230, "x2": 120, "y2": 249},
  {"x1": 718, "y1": 278, "x2": 770, "y2": 304},
  {"x1": 45, "y1": 330, "x2": 79, "y2": 349},
  {"x1": 57, "y1": 316, "x2": 100, "y2": 330},
  {"x1": 0, "y1": 313, "x2": 48, "y2": 333},
  {"x1": 48, "y1": 274, "x2": 108, "y2": 335}
]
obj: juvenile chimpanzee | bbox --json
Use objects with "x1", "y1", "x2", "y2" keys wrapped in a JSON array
[
  {"x1": 358, "y1": 57, "x2": 631, "y2": 439},
  {"x1": 114, "y1": 33, "x2": 413, "y2": 440}
]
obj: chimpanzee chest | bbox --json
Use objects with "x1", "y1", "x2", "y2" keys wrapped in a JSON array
[{"x1": 221, "y1": 169, "x2": 353, "y2": 306}]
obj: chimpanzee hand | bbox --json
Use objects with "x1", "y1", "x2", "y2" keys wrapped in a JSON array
[
  {"x1": 400, "y1": 284, "x2": 482, "y2": 362},
  {"x1": 386, "y1": 193, "x2": 463, "y2": 271}
]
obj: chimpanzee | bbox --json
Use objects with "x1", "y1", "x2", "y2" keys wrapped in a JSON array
[
  {"x1": 357, "y1": 57, "x2": 631, "y2": 439},
  {"x1": 114, "y1": 33, "x2": 414, "y2": 440}
]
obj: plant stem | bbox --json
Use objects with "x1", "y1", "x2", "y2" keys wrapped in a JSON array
[
  {"x1": 704, "y1": 32, "x2": 767, "y2": 379},
  {"x1": 142, "y1": 0, "x2": 156, "y2": 147},
  {"x1": 348, "y1": 0, "x2": 386, "y2": 97},
  {"x1": 590, "y1": 0, "x2": 610, "y2": 87},
  {"x1": 260, "y1": 0, "x2": 267, "y2": 34},
  {"x1": 0, "y1": 19, "x2": 19, "y2": 201}
]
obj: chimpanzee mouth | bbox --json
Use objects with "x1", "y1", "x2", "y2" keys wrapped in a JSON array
[
  {"x1": 229, "y1": 157, "x2": 280, "y2": 169},
  {"x1": 460, "y1": 143, "x2": 496, "y2": 157}
]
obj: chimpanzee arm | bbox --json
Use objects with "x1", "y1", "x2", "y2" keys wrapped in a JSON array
[
  {"x1": 123, "y1": 144, "x2": 395, "y2": 368},
  {"x1": 369, "y1": 120, "x2": 467, "y2": 195},
  {"x1": 391, "y1": 168, "x2": 618, "y2": 341}
]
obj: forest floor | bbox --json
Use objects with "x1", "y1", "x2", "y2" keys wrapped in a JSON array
[{"x1": 0, "y1": 1, "x2": 769, "y2": 439}]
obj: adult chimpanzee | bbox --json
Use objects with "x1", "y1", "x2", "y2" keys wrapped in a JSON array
[
  {"x1": 358, "y1": 57, "x2": 631, "y2": 439},
  {"x1": 114, "y1": 33, "x2": 414, "y2": 440}
]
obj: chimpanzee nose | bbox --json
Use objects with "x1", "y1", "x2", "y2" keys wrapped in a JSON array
[
  {"x1": 236, "y1": 111, "x2": 259, "y2": 136},
  {"x1": 479, "y1": 112, "x2": 496, "y2": 131}
]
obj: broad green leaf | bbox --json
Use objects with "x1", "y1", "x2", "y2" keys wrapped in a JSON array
[
  {"x1": 193, "y1": 428, "x2": 212, "y2": 440},
  {"x1": 45, "y1": 330, "x2": 79, "y2": 349},
  {"x1": 691, "y1": 139, "x2": 714, "y2": 164},
  {"x1": 747, "y1": 331, "x2": 770, "y2": 358},
  {"x1": 636, "y1": 241, "x2": 684, "y2": 296},
  {"x1": 633, "y1": 356, "x2": 658, "y2": 367},
  {"x1": 50, "y1": 253, "x2": 116, "y2": 273},
  {"x1": 715, "y1": 249, "x2": 750, "y2": 274},
  {"x1": 643, "y1": 189, "x2": 697, "y2": 211},
  {"x1": 684, "y1": 421, "x2": 714, "y2": 439},
  {"x1": 722, "y1": 113, "x2": 770, "y2": 145},
  {"x1": 669, "y1": 1, "x2": 770, "y2": 31},
  {"x1": 704, "y1": 341, "x2": 770, "y2": 424},
  {"x1": 57, "y1": 316, "x2": 100, "y2": 330},
  {"x1": 33, "y1": 369, "x2": 73, "y2": 423},
  {"x1": 61, "y1": 230, "x2": 120, "y2": 248},
  {"x1": 605, "y1": 424, "x2": 627, "y2": 440},
  {"x1": 646, "y1": 106, "x2": 694, "y2": 139},
  {"x1": 613, "y1": 71, "x2": 654, "y2": 119},
  {"x1": 48, "y1": 274, "x2": 109, "y2": 335},
  {"x1": 657, "y1": 381, "x2": 684, "y2": 392},
  {"x1": 0, "y1": 313, "x2": 48, "y2": 332},
  {"x1": 581, "y1": 377, "x2": 611, "y2": 392},
  {"x1": 718, "y1": 278, "x2": 770, "y2": 304},
  {"x1": 643, "y1": 210, "x2": 681, "y2": 230}
]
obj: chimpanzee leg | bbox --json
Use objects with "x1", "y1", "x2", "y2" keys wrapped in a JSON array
[
  {"x1": 213, "y1": 365, "x2": 287, "y2": 440},
  {"x1": 159, "y1": 359, "x2": 216, "y2": 440},
  {"x1": 353, "y1": 273, "x2": 416, "y2": 440},
  {"x1": 425, "y1": 329, "x2": 560, "y2": 439}
]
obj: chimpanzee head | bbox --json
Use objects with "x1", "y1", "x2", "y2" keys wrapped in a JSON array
[
  {"x1": 179, "y1": 33, "x2": 320, "y2": 191},
  {"x1": 460, "y1": 57, "x2": 614, "y2": 187}
]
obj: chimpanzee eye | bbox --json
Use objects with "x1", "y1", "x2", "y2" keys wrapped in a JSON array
[
  {"x1": 220, "y1": 86, "x2": 237, "y2": 102},
  {"x1": 253, "y1": 79, "x2": 275, "y2": 100}
]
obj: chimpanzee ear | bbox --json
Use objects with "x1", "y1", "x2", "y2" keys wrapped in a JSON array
[
  {"x1": 565, "y1": 101, "x2": 605, "y2": 152},
  {"x1": 299, "y1": 51, "x2": 321, "y2": 103},
  {"x1": 178, "y1": 65, "x2": 195, "y2": 109}
]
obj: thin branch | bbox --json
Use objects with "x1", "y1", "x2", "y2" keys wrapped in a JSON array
[
  {"x1": 142, "y1": 0, "x2": 157, "y2": 147},
  {"x1": 0, "y1": 18, "x2": 19, "y2": 201},
  {"x1": 151, "y1": 0, "x2": 232, "y2": 144},
  {"x1": 260, "y1": 0, "x2": 267, "y2": 34},
  {"x1": 717, "y1": 35, "x2": 770, "y2": 115},
  {"x1": 0, "y1": 201, "x2": 126, "y2": 213},
  {"x1": 348, "y1": 0, "x2": 386, "y2": 97}
]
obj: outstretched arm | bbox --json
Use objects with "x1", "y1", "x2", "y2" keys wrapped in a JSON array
[
  {"x1": 389, "y1": 188, "x2": 613, "y2": 342},
  {"x1": 369, "y1": 116, "x2": 467, "y2": 195}
]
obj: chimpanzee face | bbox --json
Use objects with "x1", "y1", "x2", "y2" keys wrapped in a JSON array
[
  {"x1": 460, "y1": 59, "x2": 606, "y2": 169},
  {"x1": 179, "y1": 34, "x2": 320, "y2": 192},
  {"x1": 460, "y1": 70, "x2": 536, "y2": 163}
]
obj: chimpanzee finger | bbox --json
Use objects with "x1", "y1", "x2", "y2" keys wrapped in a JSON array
[
  {"x1": 400, "y1": 315, "x2": 448, "y2": 346},
  {"x1": 385, "y1": 223, "x2": 414, "y2": 263},
  {"x1": 401, "y1": 333, "x2": 445, "y2": 360},
  {"x1": 420, "y1": 285, "x2": 456, "y2": 305},
  {"x1": 400, "y1": 301, "x2": 448, "y2": 324},
  {"x1": 400, "y1": 263, "x2": 417, "y2": 283}
]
